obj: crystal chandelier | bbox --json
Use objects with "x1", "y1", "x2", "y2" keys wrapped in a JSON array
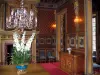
[{"x1": 6, "y1": 0, "x2": 37, "y2": 30}]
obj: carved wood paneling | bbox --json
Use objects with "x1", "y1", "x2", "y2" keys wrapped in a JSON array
[{"x1": 60, "y1": 51, "x2": 85, "y2": 75}]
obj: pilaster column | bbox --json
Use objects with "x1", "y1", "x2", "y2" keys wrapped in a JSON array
[
  {"x1": 0, "y1": 35, "x2": 2, "y2": 63},
  {"x1": 56, "y1": 14, "x2": 61, "y2": 61},
  {"x1": 84, "y1": 0, "x2": 93, "y2": 74},
  {"x1": 32, "y1": 38, "x2": 36, "y2": 63}
]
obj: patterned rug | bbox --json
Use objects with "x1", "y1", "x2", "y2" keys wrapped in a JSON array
[
  {"x1": 40, "y1": 63, "x2": 68, "y2": 75},
  {"x1": 52, "y1": 62, "x2": 60, "y2": 68}
]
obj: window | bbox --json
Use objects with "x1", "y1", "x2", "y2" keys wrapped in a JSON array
[{"x1": 92, "y1": 17, "x2": 96, "y2": 51}]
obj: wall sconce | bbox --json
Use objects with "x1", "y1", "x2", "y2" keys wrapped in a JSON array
[
  {"x1": 51, "y1": 23, "x2": 56, "y2": 33},
  {"x1": 52, "y1": 23, "x2": 56, "y2": 29},
  {"x1": 74, "y1": 16, "x2": 82, "y2": 23}
]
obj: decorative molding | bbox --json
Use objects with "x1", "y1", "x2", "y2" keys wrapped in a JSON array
[
  {"x1": 36, "y1": 0, "x2": 69, "y2": 9},
  {"x1": 57, "y1": 0, "x2": 68, "y2": 8},
  {"x1": 78, "y1": 36, "x2": 84, "y2": 48},
  {"x1": 39, "y1": 37, "x2": 45, "y2": 44},
  {"x1": 36, "y1": 3, "x2": 57, "y2": 9},
  {"x1": 0, "y1": 29, "x2": 38, "y2": 35},
  {"x1": 69, "y1": 36, "x2": 76, "y2": 48}
]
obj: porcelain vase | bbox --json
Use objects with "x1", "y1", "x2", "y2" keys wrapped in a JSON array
[{"x1": 16, "y1": 65, "x2": 28, "y2": 75}]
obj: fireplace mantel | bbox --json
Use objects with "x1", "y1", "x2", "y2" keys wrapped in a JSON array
[{"x1": 0, "y1": 29, "x2": 39, "y2": 36}]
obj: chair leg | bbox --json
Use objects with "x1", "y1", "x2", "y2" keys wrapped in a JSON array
[{"x1": 49, "y1": 59, "x2": 51, "y2": 63}]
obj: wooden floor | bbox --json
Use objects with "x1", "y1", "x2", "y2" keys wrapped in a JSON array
[{"x1": 0, "y1": 64, "x2": 50, "y2": 75}]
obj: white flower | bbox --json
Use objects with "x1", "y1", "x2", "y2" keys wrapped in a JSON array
[
  {"x1": 13, "y1": 31, "x2": 35, "y2": 52},
  {"x1": 13, "y1": 32, "x2": 21, "y2": 51},
  {"x1": 20, "y1": 31, "x2": 26, "y2": 52},
  {"x1": 67, "y1": 48, "x2": 72, "y2": 51},
  {"x1": 25, "y1": 33, "x2": 35, "y2": 51}
]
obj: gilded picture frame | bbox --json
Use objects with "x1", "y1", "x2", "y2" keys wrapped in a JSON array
[
  {"x1": 69, "y1": 36, "x2": 76, "y2": 48},
  {"x1": 46, "y1": 38, "x2": 51, "y2": 44},
  {"x1": 78, "y1": 36, "x2": 84, "y2": 48},
  {"x1": 39, "y1": 38, "x2": 44, "y2": 44}
]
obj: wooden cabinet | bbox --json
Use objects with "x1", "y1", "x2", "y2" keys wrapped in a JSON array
[{"x1": 60, "y1": 51, "x2": 84, "y2": 75}]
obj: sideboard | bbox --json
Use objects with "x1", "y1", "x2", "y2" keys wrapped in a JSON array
[{"x1": 60, "y1": 51, "x2": 85, "y2": 75}]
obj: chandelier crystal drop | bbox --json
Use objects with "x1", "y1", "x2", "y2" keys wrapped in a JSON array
[{"x1": 6, "y1": 0, "x2": 37, "y2": 30}]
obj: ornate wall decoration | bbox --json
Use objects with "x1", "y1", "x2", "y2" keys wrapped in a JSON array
[
  {"x1": 74, "y1": 0, "x2": 79, "y2": 16},
  {"x1": 69, "y1": 36, "x2": 76, "y2": 48},
  {"x1": 60, "y1": 13, "x2": 66, "y2": 51},
  {"x1": 39, "y1": 38, "x2": 44, "y2": 44},
  {"x1": 78, "y1": 36, "x2": 84, "y2": 48},
  {"x1": 46, "y1": 38, "x2": 51, "y2": 44}
]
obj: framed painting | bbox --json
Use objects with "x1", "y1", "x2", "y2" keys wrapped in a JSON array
[
  {"x1": 78, "y1": 36, "x2": 84, "y2": 48},
  {"x1": 39, "y1": 38, "x2": 44, "y2": 44},
  {"x1": 69, "y1": 36, "x2": 76, "y2": 48},
  {"x1": 46, "y1": 38, "x2": 51, "y2": 44}
]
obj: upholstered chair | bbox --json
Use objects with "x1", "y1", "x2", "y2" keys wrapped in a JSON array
[
  {"x1": 47, "y1": 50, "x2": 56, "y2": 62},
  {"x1": 39, "y1": 50, "x2": 46, "y2": 63}
]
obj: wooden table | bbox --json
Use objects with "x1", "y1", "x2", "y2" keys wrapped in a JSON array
[{"x1": 0, "y1": 64, "x2": 50, "y2": 75}]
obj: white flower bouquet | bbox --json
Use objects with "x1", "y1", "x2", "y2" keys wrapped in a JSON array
[{"x1": 12, "y1": 31, "x2": 35, "y2": 65}]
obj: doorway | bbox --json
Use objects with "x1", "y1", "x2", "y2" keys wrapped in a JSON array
[{"x1": 6, "y1": 44, "x2": 13, "y2": 65}]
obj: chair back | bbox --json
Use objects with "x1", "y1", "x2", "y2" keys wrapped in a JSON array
[
  {"x1": 47, "y1": 51, "x2": 52, "y2": 57},
  {"x1": 39, "y1": 50, "x2": 45, "y2": 57}
]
